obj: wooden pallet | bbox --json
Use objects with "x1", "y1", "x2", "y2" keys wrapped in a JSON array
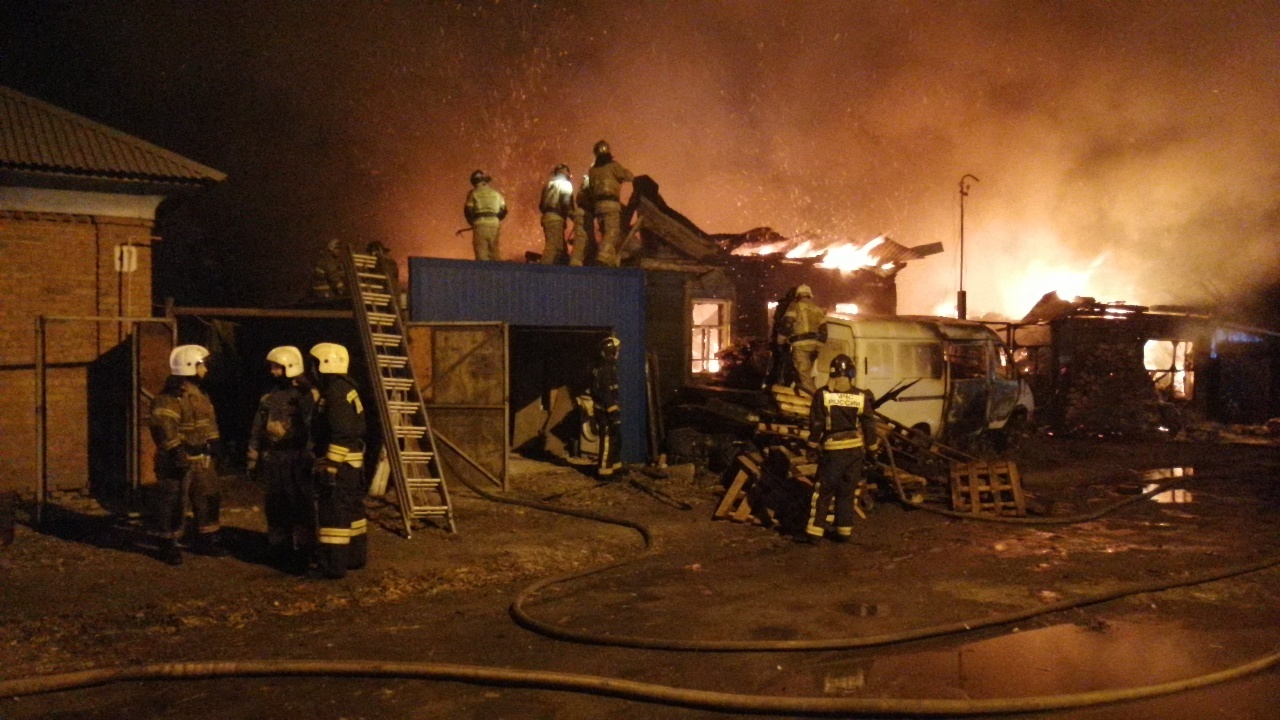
[
  {"x1": 716, "y1": 447, "x2": 882, "y2": 527},
  {"x1": 950, "y1": 460, "x2": 1026, "y2": 517}
]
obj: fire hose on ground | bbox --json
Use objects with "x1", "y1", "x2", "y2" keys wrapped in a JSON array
[{"x1": 3, "y1": 466, "x2": 1279, "y2": 716}]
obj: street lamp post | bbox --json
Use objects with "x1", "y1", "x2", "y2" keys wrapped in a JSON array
[{"x1": 957, "y1": 173, "x2": 979, "y2": 320}]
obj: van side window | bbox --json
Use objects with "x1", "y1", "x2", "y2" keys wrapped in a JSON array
[
  {"x1": 995, "y1": 344, "x2": 1017, "y2": 380},
  {"x1": 898, "y1": 342, "x2": 943, "y2": 379},
  {"x1": 946, "y1": 342, "x2": 988, "y2": 380},
  {"x1": 866, "y1": 341, "x2": 894, "y2": 378}
]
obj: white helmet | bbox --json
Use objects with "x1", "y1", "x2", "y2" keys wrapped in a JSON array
[
  {"x1": 310, "y1": 342, "x2": 350, "y2": 375},
  {"x1": 266, "y1": 345, "x2": 305, "y2": 378},
  {"x1": 169, "y1": 345, "x2": 210, "y2": 376},
  {"x1": 795, "y1": 284, "x2": 813, "y2": 298}
]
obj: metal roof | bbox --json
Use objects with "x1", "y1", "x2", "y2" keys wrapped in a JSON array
[{"x1": 0, "y1": 85, "x2": 225, "y2": 185}]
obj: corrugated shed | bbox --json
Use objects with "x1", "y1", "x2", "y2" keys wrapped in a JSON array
[
  {"x1": 0, "y1": 85, "x2": 225, "y2": 184},
  {"x1": 410, "y1": 258, "x2": 649, "y2": 463}
]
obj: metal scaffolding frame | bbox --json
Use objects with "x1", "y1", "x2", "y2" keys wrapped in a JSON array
[{"x1": 34, "y1": 315, "x2": 176, "y2": 525}]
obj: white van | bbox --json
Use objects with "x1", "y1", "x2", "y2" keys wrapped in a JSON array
[{"x1": 813, "y1": 315, "x2": 1034, "y2": 442}]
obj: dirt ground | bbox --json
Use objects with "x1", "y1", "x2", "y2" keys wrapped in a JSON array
[{"x1": 3, "y1": 434, "x2": 1280, "y2": 719}]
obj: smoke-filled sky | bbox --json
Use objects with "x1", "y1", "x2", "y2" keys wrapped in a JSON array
[{"x1": 4, "y1": 1, "x2": 1278, "y2": 320}]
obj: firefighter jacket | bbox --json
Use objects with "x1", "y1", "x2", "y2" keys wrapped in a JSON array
[
  {"x1": 590, "y1": 361, "x2": 620, "y2": 419},
  {"x1": 313, "y1": 375, "x2": 367, "y2": 468},
  {"x1": 249, "y1": 382, "x2": 316, "y2": 455},
  {"x1": 312, "y1": 251, "x2": 347, "y2": 298},
  {"x1": 783, "y1": 298, "x2": 826, "y2": 348},
  {"x1": 539, "y1": 174, "x2": 574, "y2": 218},
  {"x1": 809, "y1": 380, "x2": 878, "y2": 451},
  {"x1": 464, "y1": 183, "x2": 508, "y2": 225},
  {"x1": 586, "y1": 159, "x2": 634, "y2": 208},
  {"x1": 150, "y1": 379, "x2": 221, "y2": 472}
]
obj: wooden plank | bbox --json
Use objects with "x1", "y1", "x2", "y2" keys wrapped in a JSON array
[{"x1": 715, "y1": 467, "x2": 752, "y2": 519}]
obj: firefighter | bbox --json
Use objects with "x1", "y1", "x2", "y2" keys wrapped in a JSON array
[
  {"x1": 308, "y1": 342, "x2": 369, "y2": 578},
  {"x1": 768, "y1": 286, "x2": 799, "y2": 388},
  {"x1": 802, "y1": 354, "x2": 879, "y2": 544},
  {"x1": 149, "y1": 344, "x2": 228, "y2": 566},
  {"x1": 311, "y1": 239, "x2": 349, "y2": 299},
  {"x1": 464, "y1": 170, "x2": 508, "y2": 261},
  {"x1": 584, "y1": 140, "x2": 634, "y2": 267},
  {"x1": 539, "y1": 164, "x2": 574, "y2": 265},
  {"x1": 782, "y1": 284, "x2": 826, "y2": 395},
  {"x1": 591, "y1": 335, "x2": 624, "y2": 478},
  {"x1": 568, "y1": 174, "x2": 594, "y2": 267},
  {"x1": 246, "y1": 346, "x2": 317, "y2": 573}
]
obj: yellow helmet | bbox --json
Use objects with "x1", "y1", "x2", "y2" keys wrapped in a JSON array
[{"x1": 795, "y1": 284, "x2": 813, "y2": 298}]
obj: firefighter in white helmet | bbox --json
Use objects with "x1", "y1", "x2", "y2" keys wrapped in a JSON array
[
  {"x1": 464, "y1": 170, "x2": 508, "y2": 261},
  {"x1": 539, "y1": 164, "x2": 574, "y2": 264},
  {"x1": 801, "y1": 353, "x2": 879, "y2": 544},
  {"x1": 584, "y1": 140, "x2": 634, "y2": 267},
  {"x1": 781, "y1": 284, "x2": 826, "y2": 396},
  {"x1": 247, "y1": 346, "x2": 318, "y2": 573},
  {"x1": 148, "y1": 344, "x2": 228, "y2": 565},
  {"x1": 308, "y1": 342, "x2": 369, "y2": 578}
]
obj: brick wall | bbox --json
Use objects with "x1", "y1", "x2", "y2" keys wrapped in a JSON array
[{"x1": 0, "y1": 211, "x2": 154, "y2": 494}]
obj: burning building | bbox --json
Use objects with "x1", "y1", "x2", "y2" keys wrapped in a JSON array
[
  {"x1": 989, "y1": 293, "x2": 1280, "y2": 438},
  {"x1": 621, "y1": 176, "x2": 942, "y2": 398}
]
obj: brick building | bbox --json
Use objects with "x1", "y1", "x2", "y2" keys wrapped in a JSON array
[{"x1": 0, "y1": 86, "x2": 224, "y2": 497}]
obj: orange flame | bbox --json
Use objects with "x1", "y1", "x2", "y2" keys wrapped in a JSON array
[{"x1": 732, "y1": 234, "x2": 889, "y2": 273}]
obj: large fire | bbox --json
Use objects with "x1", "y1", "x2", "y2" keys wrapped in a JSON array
[{"x1": 732, "y1": 234, "x2": 892, "y2": 273}]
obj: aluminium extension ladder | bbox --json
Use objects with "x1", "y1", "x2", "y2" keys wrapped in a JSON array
[{"x1": 341, "y1": 243, "x2": 456, "y2": 536}]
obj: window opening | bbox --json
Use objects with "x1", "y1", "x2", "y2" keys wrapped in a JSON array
[{"x1": 692, "y1": 300, "x2": 731, "y2": 374}]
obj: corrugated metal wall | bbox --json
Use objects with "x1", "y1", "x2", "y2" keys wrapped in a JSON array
[{"x1": 409, "y1": 258, "x2": 648, "y2": 463}]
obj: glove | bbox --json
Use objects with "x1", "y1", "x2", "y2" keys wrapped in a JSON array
[{"x1": 245, "y1": 450, "x2": 259, "y2": 472}]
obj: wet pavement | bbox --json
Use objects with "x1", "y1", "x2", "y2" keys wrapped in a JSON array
[{"x1": 4, "y1": 441, "x2": 1280, "y2": 718}]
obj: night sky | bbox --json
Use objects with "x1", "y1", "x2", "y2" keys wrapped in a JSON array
[{"x1": 3, "y1": 1, "x2": 1278, "y2": 323}]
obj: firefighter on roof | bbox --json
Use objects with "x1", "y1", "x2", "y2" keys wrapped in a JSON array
[
  {"x1": 585, "y1": 140, "x2": 634, "y2": 267},
  {"x1": 568, "y1": 173, "x2": 594, "y2": 267},
  {"x1": 464, "y1": 170, "x2": 508, "y2": 261},
  {"x1": 539, "y1": 163, "x2": 574, "y2": 264},
  {"x1": 149, "y1": 344, "x2": 229, "y2": 565},
  {"x1": 247, "y1": 346, "x2": 317, "y2": 573},
  {"x1": 782, "y1": 284, "x2": 826, "y2": 395},
  {"x1": 312, "y1": 239, "x2": 350, "y2": 299},
  {"x1": 802, "y1": 354, "x2": 879, "y2": 544},
  {"x1": 308, "y1": 342, "x2": 369, "y2": 578}
]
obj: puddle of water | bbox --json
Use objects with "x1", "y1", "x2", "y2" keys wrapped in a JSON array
[
  {"x1": 1139, "y1": 467, "x2": 1196, "y2": 503},
  {"x1": 804, "y1": 619, "x2": 1277, "y2": 718}
]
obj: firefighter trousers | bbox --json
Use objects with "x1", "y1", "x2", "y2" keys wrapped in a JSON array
[
  {"x1": 595, "y1": 408, "x2": 622, "y2": 477},
  {"x1": 314, "y1": 462, "x2": 367, "y2": 578},
  {"x1": 806, "y1": 447, "x2": 864, "y2": 539},
  {"x1": 471, "y1": 218, "x2": 501, "y2": 261},
  {"x1": 540, "y1": 214, "x2": 567, "y2": 264},
  {"x1": 152, "y1": 459, "x2": 221, "y2": 541},
  {"x1": 261, "y1": 448, "x2": 315, "y2": 555}
]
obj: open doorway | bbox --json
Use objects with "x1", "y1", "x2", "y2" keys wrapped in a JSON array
[{"x1": 509, "y1": 326, "x2": 612, "y2": 461}]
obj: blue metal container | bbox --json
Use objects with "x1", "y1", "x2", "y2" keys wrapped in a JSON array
[{"x1": 409, "y1": 258, "x2": 648, "y2": 463}]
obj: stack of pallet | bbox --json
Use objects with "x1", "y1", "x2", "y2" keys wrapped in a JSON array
[
  {"x1": 715, "y1": 444, "x2": 884, "y2": 531},
  {"x1": 771, "y1": 384, "x2": 812, "y2": 418}
]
